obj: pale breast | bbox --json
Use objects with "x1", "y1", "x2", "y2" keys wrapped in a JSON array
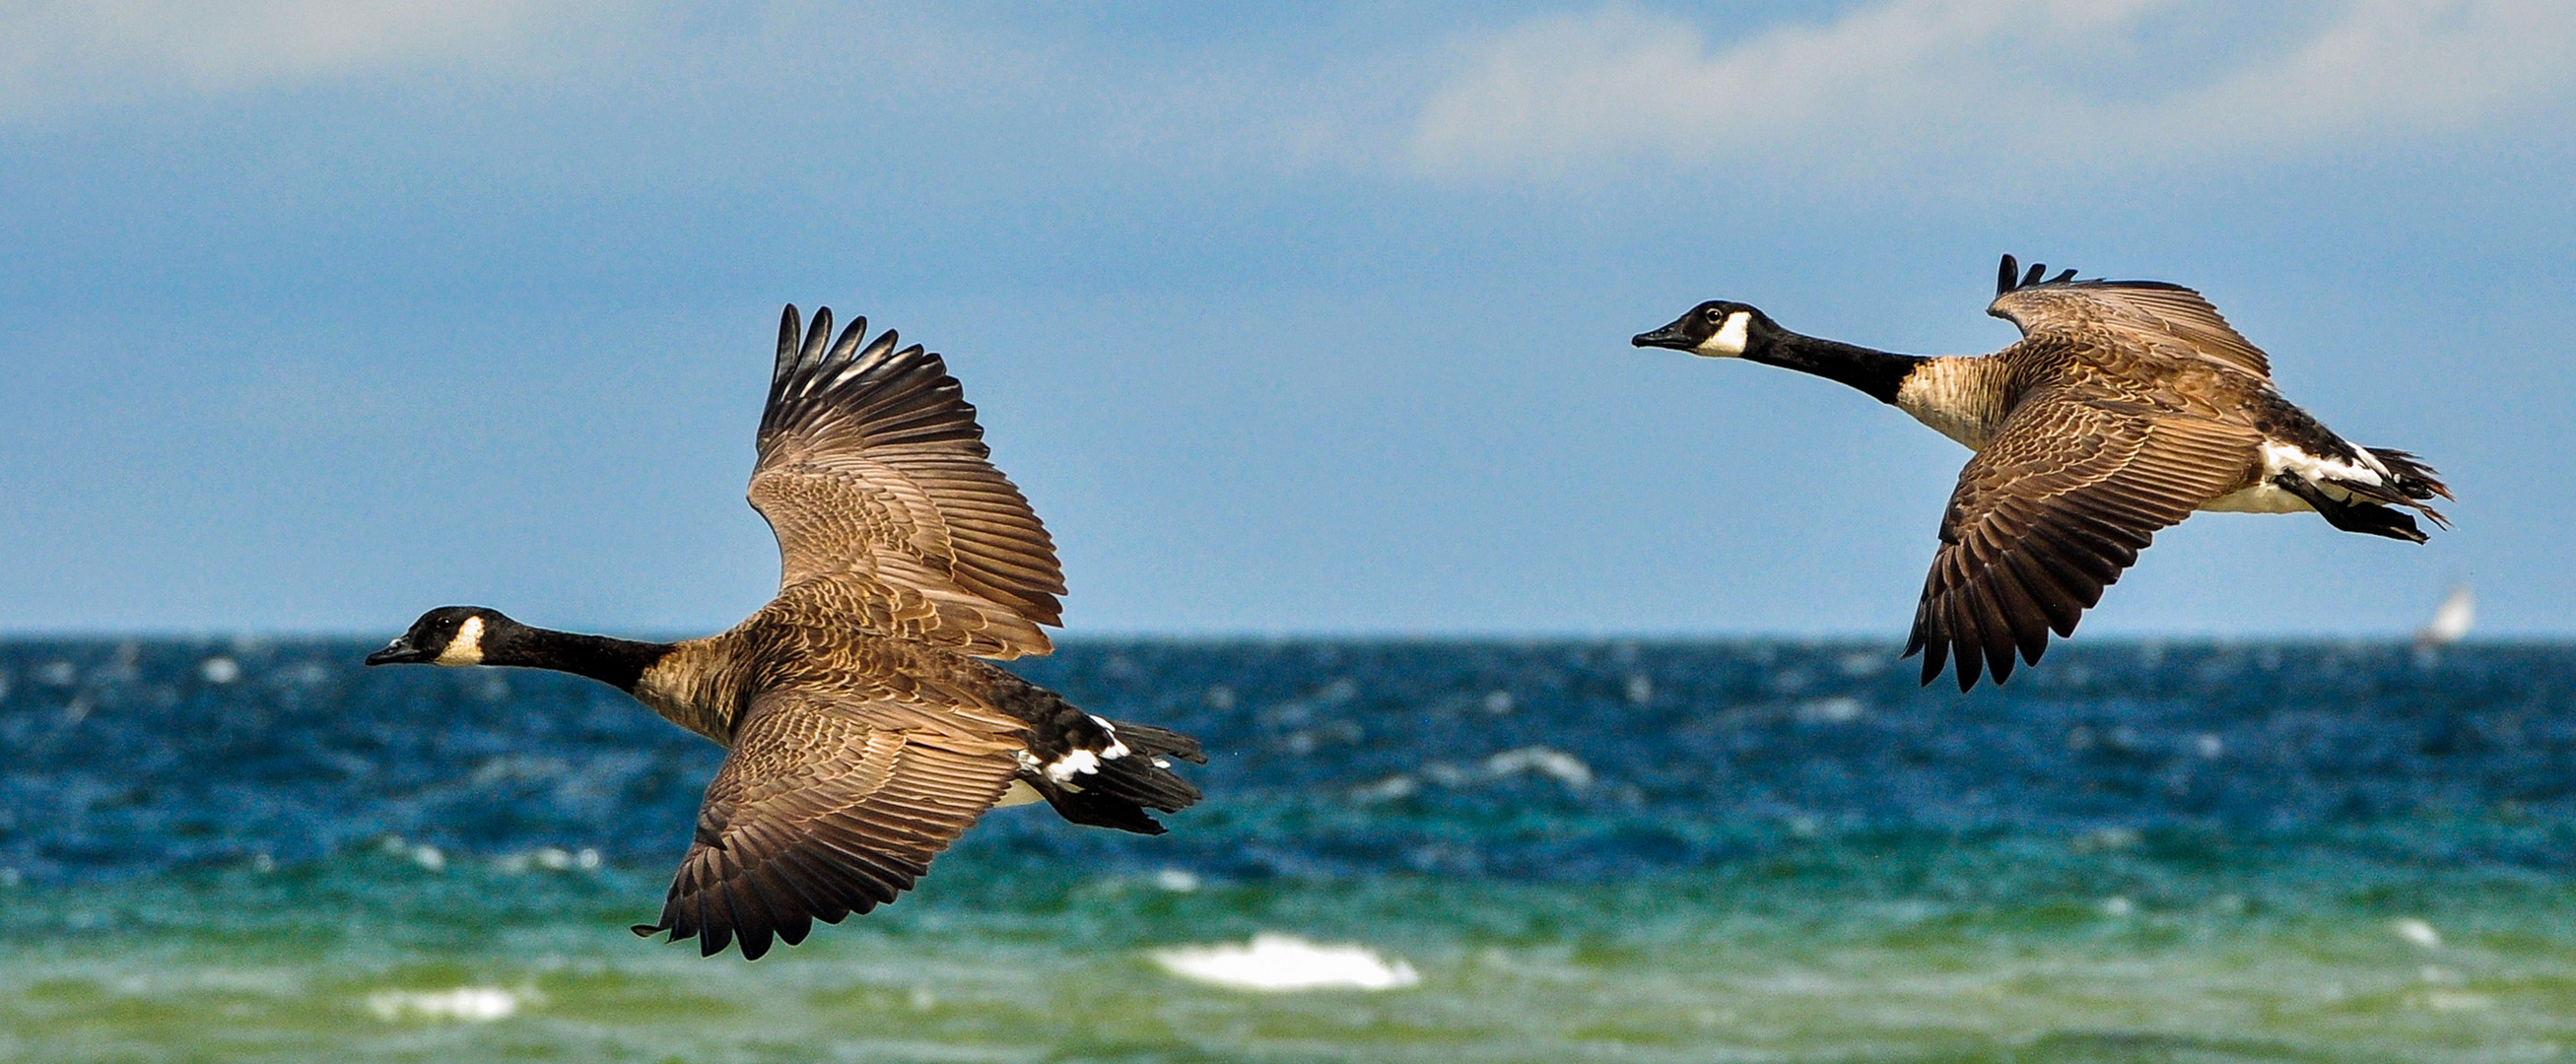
[
  {"x1": 634, "y1": 639, "x2": 751, "y2": 746},
  {"x1": 1893, "y1": 357, "x2": 2011, "y2": 450}
]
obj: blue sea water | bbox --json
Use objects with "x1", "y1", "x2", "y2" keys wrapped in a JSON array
[{"x1": 1, "y1": 637, "x2": 2571, "y2": 1062}]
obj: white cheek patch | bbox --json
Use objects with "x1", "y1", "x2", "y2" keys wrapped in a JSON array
[
  {"x1": 1693, "y1": 311, "x2": 1750, "y2": 358},
  {"x1": 433, "y1": 616, "x2": 486, "y2": 667}
]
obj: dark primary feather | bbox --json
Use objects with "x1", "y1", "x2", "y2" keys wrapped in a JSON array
[
  {"x1": 622, "y1": 305, "x2": 1203, "y2": 960},
  {"x1": 1988, "y1": 259, "x2": 2271, "y2": 380},
  {"x1": 751, "y1": 304, "x2": 1067, "y2": 658},
  {"x1": 1891, "y1": 259, "x2": 2453, "y2": 691},
  {"x1": 1905, "y1": 389, "x2": 2261, "y2": 692},
  {"x1": 1645, "y1": 255, "x2": 2449, "y2": 692},
  {"x1": 1994, "y1": 254, "x2": 2090, "y2": 296},
  {"x1": 381, "y1": 303, "x2": 1203, "y2": 963},
  {"x1": 634, "y1": 689, "x2": 1018, "y2": 961}
]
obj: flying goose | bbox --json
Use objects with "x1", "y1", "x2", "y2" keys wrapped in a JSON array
[
  {"x1": 1633, "y1": 255, "x2": 2451, "y2": 691},
  {"x1": 367, "y1": 305, "x2": 1203, "y2": 959}
]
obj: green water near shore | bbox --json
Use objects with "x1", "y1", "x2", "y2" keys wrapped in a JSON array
[{"x1": 7, "y1": 834, "x2": 2571, "y2": 1063}]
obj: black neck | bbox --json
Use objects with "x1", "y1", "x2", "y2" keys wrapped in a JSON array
[
  {"x1": 493, "y1": 627, "x2": 674, "y2": 693},
  {"x1": 1751, "y1": 332, "x2": 1926, "y2": 405}
]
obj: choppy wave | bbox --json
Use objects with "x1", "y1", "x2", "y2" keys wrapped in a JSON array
[
  {"x1": 365, "y1": 986, "x2": 530, "y2": 1023},
  {"x1": 3, "y1": 637, "x2": 2570, "y2": 885},
  {"x1": 1, "y1": 637, "x2": 2571, "y2": 1061},
  {"x1": 1153, "y1": 933, "x2": 1421, "y2": 991}
]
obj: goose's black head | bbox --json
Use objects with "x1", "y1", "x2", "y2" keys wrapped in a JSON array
[
  {"x1": 366, "y1": 606, "x2": 517, "y2": 667},
  {"x1": 1632, "y1": 300, "x2": 1778, "y2": 360}
]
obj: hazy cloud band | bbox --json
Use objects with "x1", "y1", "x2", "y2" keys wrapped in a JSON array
[{"x1": 1410, "y1": 1, "x2": 2576, "y2": 179}]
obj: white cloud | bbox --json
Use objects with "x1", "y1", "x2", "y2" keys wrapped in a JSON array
[
  {"x1": 1409, "y1": 0, "x2": 2576, "y2": 179},
  {"x1": 0, "y1": 1, "x2": 585, "y2": 118}
]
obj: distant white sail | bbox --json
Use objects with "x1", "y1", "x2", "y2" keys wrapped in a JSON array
[{"x1": 2416, "y1": 585, "x2": 2474, "y2": 647}]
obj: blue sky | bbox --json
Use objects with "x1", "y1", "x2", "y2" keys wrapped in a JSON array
[{"x1": 3, "y1": 0, "x2": 2571, "y2": 638}]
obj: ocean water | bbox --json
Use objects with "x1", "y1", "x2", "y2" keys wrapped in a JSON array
[{"x1": 1, "y1": 636, "x2": 2571, "y2": 1062}]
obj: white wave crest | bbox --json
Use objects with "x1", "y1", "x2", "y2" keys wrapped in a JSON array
[
  {"x1": 1153, "y1": 933, "x2": 1421, "y2": 992},
  {"x1": 1481, "y1": 746, "x2": 1593, "y2": 789},
  {"x1": 365, "y1": 986, "x2": 527, "y2": 1023}
]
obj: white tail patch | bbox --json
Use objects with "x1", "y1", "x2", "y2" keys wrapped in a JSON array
[
  {"x1": 1012, "y1": 749, "x2": 1089, "y2": 792},
  {"x1": 1046, "y1": 749, "x2": 1100, "y2": 783},
  {"x1": 1089, "y1": 714, "x2": 1131, "y2": 760},
  {"x1": 2260, "y1": 440, "x2": 2383, "y2": 491},
  {"x1": 1015, "y1": 717, "x2": 1134, "y2": 788},
  {"x1": 2199, "y1": 439, "x2": 2389, "y2": 514}
]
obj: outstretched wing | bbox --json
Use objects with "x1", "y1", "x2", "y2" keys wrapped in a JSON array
[
  {"x1": 635, "y1": 688, "x2": 1020, "y2": 960},
  {"x1": 750, "y1": 304, "x2": 1065, "y2": 658},
  {"x1": 1987, "y1": 254, "x2": 2273, "y2": 380},
  {"x1": 1908, "y1": 389, "x2": 2260, "y2": 691}
]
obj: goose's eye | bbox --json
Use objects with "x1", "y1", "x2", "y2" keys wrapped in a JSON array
[{"x1": 1703, "y1": 307, "x2": 1724, "y2": 322}]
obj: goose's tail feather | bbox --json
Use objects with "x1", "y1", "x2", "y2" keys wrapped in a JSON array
[
  {"x1": 2328, "y1": 447, "x2": 2452, "y2": 531},
  {"x1": 2368, "y1": 447, "x2": 2453, "y2": 511},
  {"x1": 1014, "y1": 702, "x2": 1205, "y2": 836}
]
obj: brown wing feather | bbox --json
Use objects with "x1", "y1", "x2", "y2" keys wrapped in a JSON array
[
  {"x1": 1908, "y1": 392, "x2": 2261, "y2": 691},
  {"x1": 635, "y1": 689, "x2": 1019, "y2": 960},
  {"x1": 750, "y1": 305, "x2": 1065, "y2": 658},
  {"x1": 1990, "y1": 278, "x2": 2272, "y2": 381}
]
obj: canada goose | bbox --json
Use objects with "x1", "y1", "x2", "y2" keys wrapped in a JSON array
[
  {"x1": 1633, "y1": 255, "x2": 2451, "y2": 691},
  {"x1": 367, "y1": 305, "x2": 1204, "y2": 959}
]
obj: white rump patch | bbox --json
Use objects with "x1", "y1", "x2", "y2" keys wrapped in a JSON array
[
  {"x1": 1020, "y1": 717, "x2": 1140, "y2": 787},
  {"x1": 1153, "y1": 933, "x2": 1421, "y2": 992},
  {"x1": 433, "y1": 616, "x2": 486, "y2": 667},
  {"x1": 1047, "y1": 749, "x2": 1101, "y2": 783},
  {"x1": 1694, "y1": 310, "x2": 1750, "y2": 357},
  {"x1": 2202, "y1": 439, "x2": 2385, "y2": 514},
  {"x1": 2261, "y1": 439, "x2": 2382, "y2": 489},
  {"x1": 1088, "y1": 714, "x2": 1131, "y2": 760}
]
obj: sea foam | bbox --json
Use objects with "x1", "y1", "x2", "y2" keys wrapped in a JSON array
[
  {"x1": 1153, "y1": 933, "x2": 1420, "y2": 991},
  {"x1": 365, "y1": 986, "x2": 527, "y2": 1022}
]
